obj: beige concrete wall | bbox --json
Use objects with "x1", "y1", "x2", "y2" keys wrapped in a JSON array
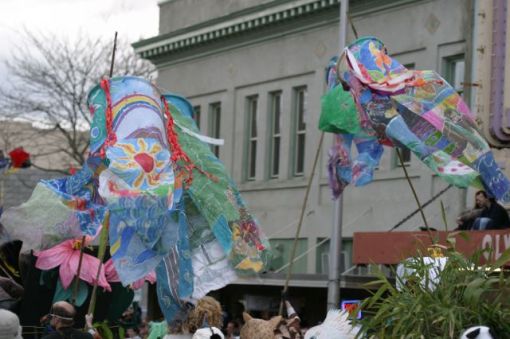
[
  {"x1": 0, "y1": 120, "x2": 81, "y2": 171},
  {"x1": 159, "y1": 0, "x2": 275, "y2": 35},
  {"x1": 0, "y1": 120, "x2": 75, "y2": 209}
]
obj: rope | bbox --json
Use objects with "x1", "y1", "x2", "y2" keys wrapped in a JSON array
[
  {"x1": 161, "y1": 96, "x2": 218, "y2": 188},
  {"x1": 98, "y1": 78, "x2": 116, "y2": 159},
  {"x1": 389, "y1": 184, "x2": 453, "y2": 231}
]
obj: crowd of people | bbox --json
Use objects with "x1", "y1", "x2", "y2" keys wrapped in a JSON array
[
  {"x1": 0, "y1": 296, "x2": 320, "y2": 339},
  {"x1": 0, "y1": 190, "x2": 507, "y2": 339}
]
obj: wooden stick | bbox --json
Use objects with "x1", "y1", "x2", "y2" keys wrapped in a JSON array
[
  {"x1": 109, "y1": 32, "x2": 118, "y2": 78},
  {"x1": 348, "y1": 13, "x2": 359, "y2": 39},
  {"x1": 395, "y1": 148, "x2": 433, "y2": 241},
  {"x1": 279, "y1": 132, "x2": 324, "y2": 316},
  {"x1": 0, "y1": 261, "x2": 15, "y2": 282},
  {"x1": 86, "y1": 31, "x2": 118, "y2": 318},
  {"x1": 71, "y1": 235, "x2": 87, "y2": 304},
  {"x1": 87, "y1": 217, "x2": 109, "y2": 315}
]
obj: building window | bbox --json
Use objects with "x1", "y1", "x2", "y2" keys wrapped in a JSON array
[
  {"x1": 395, "y1": 147, "x2": 411, "y2": 167},
  {"x1": 192, "y1": 105, "x2": 201, "y2": 129},
  {"x1": 269, "y1": 91, "x2": 282, "y2": 179},
  {"x1": 209, "y1": 103, "x2": 221, "y2": 157},
  {"x1": 315, "y1": 238, "x2": 352, "y2": 274},
  {"x1": 268, "y1": 238, "x2": 308, "y2": 273},
  {"x1": 444, "y1": 55, "x2": 465, "y2": 95},
  {"x1": 246, "y1": 96, "x2": 258, "y2": 181},
  {"x1": 293, "y1": 87, "x2": 307, "y2": 176}
]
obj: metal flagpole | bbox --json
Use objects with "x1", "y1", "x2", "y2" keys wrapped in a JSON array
[{"x1": 327, "y1": 0, "x2": 349, "y2": 311}]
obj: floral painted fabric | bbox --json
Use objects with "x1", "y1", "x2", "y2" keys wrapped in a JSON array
[
  {"x1": 87, "y1": 77, "x2": 182, "y2": 286},
  {"x1": 1, "y1": 77, "x2": 270, "y2": 325},
  {"x1": 321, "y1": 56, "x2": 384, "y2": 198},
  {"x1": 322, "y1": 36, "x2": 510, "y2": 201}
]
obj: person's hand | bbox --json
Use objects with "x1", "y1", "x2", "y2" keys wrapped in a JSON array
[
  {"x1": 40, "y1": 314, "x2": 50, "y2": 326},
  {"x1": 85, "y1": 314, "x2": 94, "y2": 328}
]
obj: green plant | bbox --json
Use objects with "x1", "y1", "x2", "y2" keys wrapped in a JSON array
[
  {"x1": 355, "y1": 246, "x2": 510, "y2": 338},
  {"x1": 94, "y1": 321, "x2": 114, "y2": 339}
]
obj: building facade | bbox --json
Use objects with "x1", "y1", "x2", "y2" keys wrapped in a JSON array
[
  {"x1": 0, "y1": 120, "x2": 77, "y2": 209},
  {"x1": 134, "y1": 0, "x2": 488, "y2": 320}
]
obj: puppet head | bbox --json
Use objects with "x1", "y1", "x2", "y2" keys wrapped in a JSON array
[
  {"x1": 185, "y1": 296, "x2": 223, "y2": 334},
  {"x1": 240, "y1": 313, "x2": 283, "y2": 339}
]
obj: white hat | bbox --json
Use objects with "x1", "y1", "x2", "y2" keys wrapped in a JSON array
[
  {"x1": 285, "y1": 301, "x2": 299, "y2": 319},
  {"x1": 0, "y1": 309, "x2": 22, "y2": 339},
  {"x1": 192, "y1": 326, "x2": 224, "y2": 339}
]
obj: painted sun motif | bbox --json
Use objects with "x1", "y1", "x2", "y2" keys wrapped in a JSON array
[{"x1": 106, "y1": 138, "x2": 175, "y2": 194}]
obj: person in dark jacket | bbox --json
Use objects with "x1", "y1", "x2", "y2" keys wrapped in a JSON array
[
  {"x1": 472, "y1": 190, "x2": 510, "y2": 230},
  {"x1": 456, "y1": 201, "x2": 483, "y2": 231}
]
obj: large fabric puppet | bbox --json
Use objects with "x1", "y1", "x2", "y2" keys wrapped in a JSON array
[
  {"x1": 0, "y1": 76, "x2": 270, "y2": 323},
  {"x1": 321, "y1": 36, "x2": 510, "y2": 202}
]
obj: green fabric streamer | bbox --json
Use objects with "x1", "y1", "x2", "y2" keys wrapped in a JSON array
[
  {"x1": 53, "y1": 280, "x2": 88, "y2": 307},
  {"x1": 319, "y1": 86, "x2": 361, "y2": 134},
  {"x1": 148, "y1": 321, "x2": 168, "y2": 339},
  {"x1": 170, "y1": 102, "x2": 271, "y2": 274}
]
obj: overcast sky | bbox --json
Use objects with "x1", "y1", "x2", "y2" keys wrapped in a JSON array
[{"x1": 0, "y1": 0, "x2": 160, "y2": 78}]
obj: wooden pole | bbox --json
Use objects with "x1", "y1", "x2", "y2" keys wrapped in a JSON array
[
  {"x1": 87, "y1": 215, "x2": 109, "y2": 315},
  {"x1": 348, "y1": 13, "x2": 358, "y2": 40},
  {"x1": 279, "y1": 132, "x2": 324, "y2": 316},
  {"x1": 85, "y1": 31, "x2": 118, "y2": 318},
  {"x1": 395, "y1": 148, "x2": 433, "y2": 240},
  {"x1": 109, "y1": 32, "x2": 118, "y2": 78},
  {"x1": 71, "y1": 235, "x2": 87, "y2": 304}
]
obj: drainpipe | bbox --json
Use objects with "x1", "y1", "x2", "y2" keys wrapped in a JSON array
[
  {"x1": 489, "y1": 0, "x2": 510, "y2": 141},
  {"x1": 460, "y1": 0, "x2": 479, "y2": 213}
]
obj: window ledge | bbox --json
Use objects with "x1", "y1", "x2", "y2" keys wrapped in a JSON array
[{"x1": 239, "y1": 177, "x2": 308, "y2": 192}]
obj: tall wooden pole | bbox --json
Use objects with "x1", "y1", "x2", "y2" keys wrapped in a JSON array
[
  {"x1": 71, "y1": 235, "x2": 87, "y2": 304},
  {"x1": 279, "y1": 132, "x2": 325, "y2": 316},
  {"x1": 86, "y1": 31, "x2": 118, "y2": 317},
  {"x1": 109, "y1": 32, "x2": 118, "y2": 78},
  {"x1": 395, "y1": 148, "x2": 432, "y2": 241}
]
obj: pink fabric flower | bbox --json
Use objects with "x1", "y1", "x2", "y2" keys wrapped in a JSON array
[
  {"x1": 131, "y1": 271, "x2": 156, "y2": 290},
  {"x1": 104, "y1": 258, "x2": 155, "y2": 290},
  {"x1": 35, "y1": 237, "x2": 111, "y2": 292},
  {"x1": 104, "y1": 258, "x2": 121, "y2": 283}
]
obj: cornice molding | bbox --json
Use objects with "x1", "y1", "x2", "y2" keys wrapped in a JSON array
[{"x1": 133, "y1": 0, "x2": 424, "y2": 61}]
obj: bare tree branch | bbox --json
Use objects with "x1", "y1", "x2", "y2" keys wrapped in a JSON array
[
  {"x1": 29, "y1": 162, "x2": 69, "y2": 175},
  {"x1": 0, "y1": 30, "x2": 155, "y2": 170}
]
